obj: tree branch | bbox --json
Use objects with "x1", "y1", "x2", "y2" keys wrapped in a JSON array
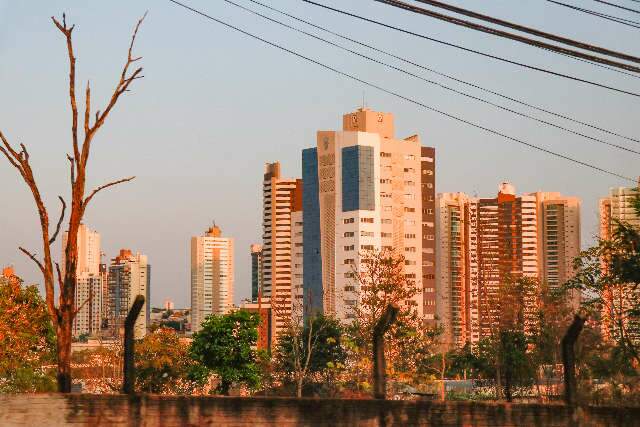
[
  {"x1": 52, "y1": 14, "x2": 80, "y2": 165},
  {"x1": 90, "y1": 12, "x2": 146, "y2": 142},
  {"x1": 49, "y1": 196, "x2": 67, "y2": 245},
  {"x1": 19, "y1": 246, "x2": 45, "y2": 275},
  {"x1": 74, "y1": 294, "x2": 93, "y2": 316},
  {"x1": 66, "y1": 154, "x2": 75, "y2": 185},
  {"x1": 83, "y1": 176, "x2": 135, "y2": 209}
]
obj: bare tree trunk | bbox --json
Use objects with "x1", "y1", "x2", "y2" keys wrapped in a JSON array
[
  {"x1": 0, "y1": 13, "x2": 144, "y2": 393},
  {"x1": 562, "y1": 314, "x2": 585, "y2": 407},
  {"x1": 122, "y1": 295, "x2": 145, "y2": 394},
  {"x1": 373, "y1": 304, "x2": 399, "y2": 399}
]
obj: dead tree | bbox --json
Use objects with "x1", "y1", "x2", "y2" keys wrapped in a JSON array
[
  {"x1": 562, "y1": 314, "x2": 585, "y2": 407},
  {"x1": 373, "y1": 303, "x2": 399, "y2": 399},
  {"x1": 122, "y1": 295, "x2": 145, "y2": 394},
  {"x1": 0, "y1": 13, "x2": 145, "y2": 392}
]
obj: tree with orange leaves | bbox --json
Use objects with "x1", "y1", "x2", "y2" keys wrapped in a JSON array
[{"x1": 0, "y1": 273, "x2": 56, "y2": 392}]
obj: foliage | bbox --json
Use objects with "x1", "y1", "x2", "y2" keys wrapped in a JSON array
[
  {"x1": 0, "y1": 274, "x2": 56, "y2": 392},
  {"x1": 567, "y1": 190, "x2": 640, "y2": 365},
  {"x1": 274, "y1": 315, "x2": 346, "y2": 396},
  {"x1": 135, "y1": 327, "x2": 205, "y2": 394},
  {"x1": 345, "y1": 249, "x2": 440, "y2": 390},
  {"x1": 190, "y1": 310, "x2": 261, "y2": 395}
]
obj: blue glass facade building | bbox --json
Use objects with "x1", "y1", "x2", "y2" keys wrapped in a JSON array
[{"x1": 302, "y1": 147, "x2": 323, "y2": 316}]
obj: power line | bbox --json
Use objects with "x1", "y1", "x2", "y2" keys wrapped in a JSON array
[
  {"x1": 545, "y1": 0, "x2": 640, "y2": 29},
  {"x1": 301, "y1": 0, "x2": 640, "y2": 98},
  {"x1": 246, "y1": 0, "x2": 640, "y2": 144},
  {"x1": 166, "y1": 0, "x2": 635, "y2": 183},
  {"x1": 227, "y1": 0, "x2": 639, "y2": 154},
  {"x1": 593, "y1": 0, "x2": 640, "y2": 14},
  {"x1": 383, "y1": 0, "x2": 640, "y2": 67},
  {"x1": 376, "y1": 0, "x2": 640, "y2": 72}
]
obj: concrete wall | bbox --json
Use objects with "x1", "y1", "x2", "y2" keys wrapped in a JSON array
[{"x1": 1, "y1": 394, "x2": 639, "y2": 427}]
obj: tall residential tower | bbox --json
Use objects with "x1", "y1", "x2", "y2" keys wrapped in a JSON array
[
  {"x1": 262, "y1": 162, "x2": 303, "y2": 338},
  {"x1": 302, "y1": 108, "x2": 435, "y2": 322},
  {"x1": 191, "y1": 224, "x2": 234, "y2": 332}
]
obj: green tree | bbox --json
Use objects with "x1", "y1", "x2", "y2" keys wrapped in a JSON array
[
  {"x1": 567, "y1": 190, "x2": 640, "y2": 364},
  {"x1": 346, "y1": 249, "x2": 440, "y2": 391},
  {"x1": 0, "y1": 273, "x2": 56, "y2": 392},
  {"x1": 135, "y1": 327, "x2": 204, "y2": 394},
  {"x1": 190, "y1": 310, "x2": 261, "y2": 395},
  {"x1": 274, "y1": 314, "x2": 346, "y2": 397}
]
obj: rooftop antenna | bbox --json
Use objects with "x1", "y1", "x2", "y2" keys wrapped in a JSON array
[{"x1": 362, "y1": 90, "x2": 366, "y2": 109}]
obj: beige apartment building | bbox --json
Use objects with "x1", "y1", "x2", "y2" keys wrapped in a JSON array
[
  {"x1": 302, "y1": 108, "x2": 436, "y2": 322},
  {"x1": 191, "y1": 224, "x2": 234, "y2": 333},
  {"x1": 61, "y1": 224, "x2": 104, "y2": 338},
  {"x1": 599, "y1": 185, "x2": 640, "y2": 344},
  {"x1": 262, "y1": 162, "x2": 303, "y2": 339},
  {"x1": 108, "y1": 249, "x2": 150, "y2": 339},
  {"x1": 436, "y1": 184, "x2": 580, "y2": 347}
]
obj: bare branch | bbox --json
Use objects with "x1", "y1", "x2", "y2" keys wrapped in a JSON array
[
  {"x1": 55, "y1": 262, "x2": 63, "y2": 288},
  {"x1": 49, "y1": 196, "x2": 67, "y2": 245},
  {"x1": 91, "y1": 13, "x2": 146, "y2": 136},
  {"x1": 83, "y1": 176, "x2": 135, "y2": 209},
  {"x1": 52, "y1": 14, "x2": 80, "y2": 165},
  {"x1": 19, "y1": 246, "x2": 45, "y2": 275},
  {"x1": 0, "y1": 132, "x2": 22, "y2": 171},
  {"x1": 66, "y1": 154, "x2": 75, "y2": 185},
  {"x1": 19, "y1": 143, "x2": 29, "y2": 162},
  {"x1": 74, "y1": 294, "x2": 93, "y2": 316},
  {"x1": 84, "y1": 80, "x2": 91, "y2": 136}
]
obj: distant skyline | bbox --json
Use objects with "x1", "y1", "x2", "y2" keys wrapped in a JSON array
[{"x1": 1, "y1": 0, "x2": 637, "y2": 308}]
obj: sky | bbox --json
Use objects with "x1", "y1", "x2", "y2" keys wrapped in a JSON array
[{"x1": 0, "y1": 0, "x2": 638, "y2": 308}]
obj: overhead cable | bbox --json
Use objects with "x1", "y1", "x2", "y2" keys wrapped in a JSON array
[
  {"x1": 301, "y1": 0, "x2": 640, "y2": 98},
  {"x1": 225, "y1": 0, "x2": 639, "y2": 154},
  {"x1": 166, "y1": 0, "x2": 636, "y2": 183}
]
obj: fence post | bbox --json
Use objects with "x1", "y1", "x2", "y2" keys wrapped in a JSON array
[
  {"x1": 561, "y1": 314, "x2": 585, "y2": 407},
  {"x1": 122, "y1": 295, "x2": 145, "y2": 394},
  {"x1": 373, "y1": 303, "x2": 399, "y2": 399}
]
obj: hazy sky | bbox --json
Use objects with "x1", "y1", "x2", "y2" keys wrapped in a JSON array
[{"x1": 1, "y1": 0, "x2": 637, "y2": 308}]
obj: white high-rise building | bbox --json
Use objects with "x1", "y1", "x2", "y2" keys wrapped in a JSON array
[
  {"x1": 62, "y1": 224, "x2": 103, "y2": 337},
  {"x1": 291, "y1": 208, "x2": 304, "y2": 321},
  {"x1": 109, "y1": 250, "x2": 150, "y2": 339},
  {"x1": 191, "y1": 224, "x2": 234, "y2": 333},
  {"x1": 303, "y1": 108, "x2": 432, "y2": 322}
]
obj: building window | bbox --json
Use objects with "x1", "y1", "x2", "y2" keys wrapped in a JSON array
[
  {"x1": 380, "y1": 152, "x2": 392, "y2": 158},
  {"x1": 405, "y1": 260, "x2": 416, "y2": 265},
  {"x1": 404, "y1": 154, "x2": 415, "y2": 160},
  {"x1": 361, "y1": 231, "x2": 374, "y2": 237},
  {"x1": 381, "y1": 219, "x2": 392, "y2": 224},
  {"x1": 405, "y1": 233, "x2": 416, "y2": 238},
  {"x1": 344, "y1": 258, "x2": 355, "y2": 264},
  {"x1": 344, "y1": 245, "x2": 354, "y2": 251},
  {"x1": 380, "y1": 178, "x2": 392, "y2": 184},
  {"x1": 344, "y1": 285, "x2": 356, "y2": 292},
  {"x1": 405, "y1": 247, "x2": 416, "y2": 252},
  {"x1": 361, "y1": 217, "x2": 374, "y2": 223},
  {"x1": 343, "y1": 231, "x2": 354, "y2": 237},
  {"x1": 384, "y1": 206, "x2": 392, "y2": 212},
  {"x1": 343, "y1": 218, "x2": 355, "y2": 224},
  {"x1": 381, "y1": 232, "x2": 392, "y2": 238},
  {"x1": 404, "y1": 207, "x2": 415, "y2": 212},
  {"x1": 361, "y1": 244, "x2": 374, "y2": 250}
]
